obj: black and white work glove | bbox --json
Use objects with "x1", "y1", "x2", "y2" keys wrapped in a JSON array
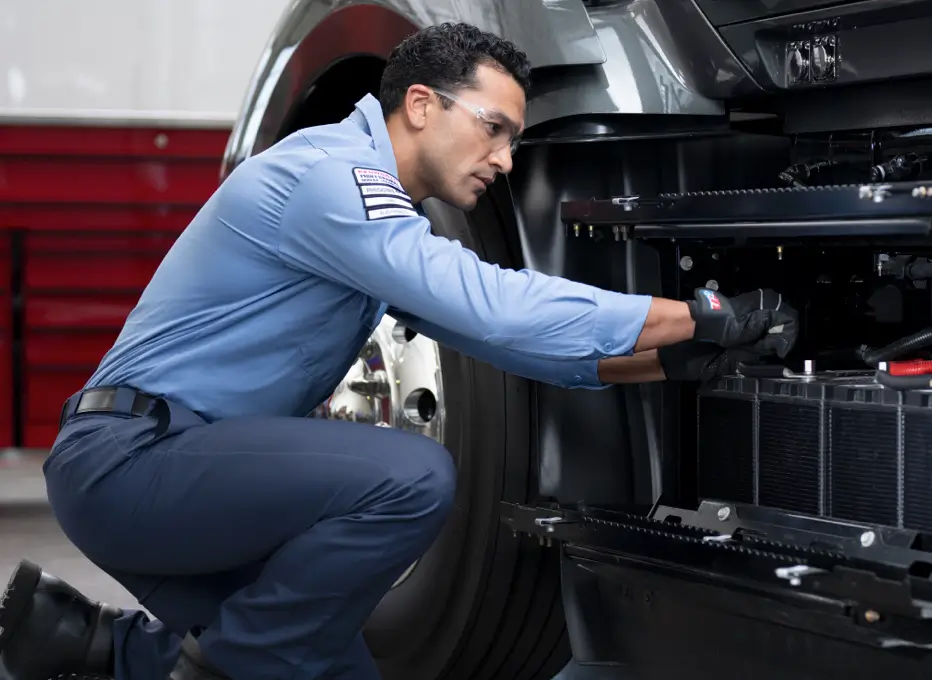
[{"x1": 686, "y1": 288, "x2": 799, "y2": 359}]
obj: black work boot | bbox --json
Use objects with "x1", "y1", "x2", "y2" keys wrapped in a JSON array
[
  {"x1": 0, "y1": 559, "x2": 121, "y2": 680},
  {"x1": 168, "y1": 634, "x2": 228, "y2": 680}
]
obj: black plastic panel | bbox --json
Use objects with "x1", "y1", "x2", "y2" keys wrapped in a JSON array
[
  {"x1": 509, "y1": 132, "x2": 786, "y2": 508},
  {"x1": 694, "y1": 0, "x2": 854, "y2": 27},
  {"x1": 503, "y1": 501, "x2": 932, "y2": 673},
  {"x1": 717, "y1": 0, "x2": 932, "y2": 92},
  {"x1": 696, "y1": 395, "x2": 754, "y2": 504}
]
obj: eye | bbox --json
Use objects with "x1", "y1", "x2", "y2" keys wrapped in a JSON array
[{"x1": 485, "y1": 121, "x2": 502, "y2": 136}]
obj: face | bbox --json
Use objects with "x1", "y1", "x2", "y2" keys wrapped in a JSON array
[{"x1": 412, "y1": 64, "x2": 526, "y2": 210}]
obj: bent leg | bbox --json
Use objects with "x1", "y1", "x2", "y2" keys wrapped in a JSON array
[
  {"x1": 45, "y1": 412, "x2": 457, "y2": 680},
  {"x1": 102, "y1": 564, "x2": 378, "y2": 680}
]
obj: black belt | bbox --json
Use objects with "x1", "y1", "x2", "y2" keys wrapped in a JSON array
[{"x1": 59, "y1": 386, "x2": 158, "y2": 431}]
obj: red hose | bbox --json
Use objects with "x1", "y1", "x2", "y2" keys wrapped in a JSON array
[{"x1": 888, "y1": 360, "x2": 932, "y2": 376}]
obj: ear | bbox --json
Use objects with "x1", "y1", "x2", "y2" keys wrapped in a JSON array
[{"x1": 403, "y1": 84, "x2": 433, "y2": 131}]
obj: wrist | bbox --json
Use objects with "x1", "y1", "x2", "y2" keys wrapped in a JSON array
[
  {"x1": 632, "y1": 299, "x2": 697, "y2": 353},
  {"x1": 597, "y1": 349, "x2": 666, "y2": 384}
]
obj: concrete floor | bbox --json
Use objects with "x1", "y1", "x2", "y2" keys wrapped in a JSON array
[{"x1": 0, "y1": 451, "x2": 140, "y2": 610}]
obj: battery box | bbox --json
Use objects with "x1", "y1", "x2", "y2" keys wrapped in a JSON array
[{"x1": 697, "y1": 371, "x2": 932, "y2": 532}]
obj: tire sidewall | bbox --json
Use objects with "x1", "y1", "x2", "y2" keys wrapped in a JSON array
[{"x1": 362, "y1": 195, "x2": 530, "y2": 676}]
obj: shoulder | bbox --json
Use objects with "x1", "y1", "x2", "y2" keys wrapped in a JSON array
[{"x1": 288, "y1": 151, "x2": 419, "y2": 225}]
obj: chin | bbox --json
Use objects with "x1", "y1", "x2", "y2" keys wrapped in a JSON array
[{"x1": 445, "y1": 193, "x2": 480, "y2": 212}]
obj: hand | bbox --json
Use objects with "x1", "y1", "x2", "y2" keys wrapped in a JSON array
[
  {"x1": 658, "y1": 342, "x2": 764, "y2": 383},
  {"x1": 686, "y1": 288, "x2": 799, "y2": 358}
]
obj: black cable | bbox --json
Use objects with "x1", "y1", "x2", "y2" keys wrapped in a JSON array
[
  {"x1": 859, "y1": 327, "x2": 932, "y2": 367},
  {"x1": 875, "y1": 369, "x2": 932, "y2": 391}
]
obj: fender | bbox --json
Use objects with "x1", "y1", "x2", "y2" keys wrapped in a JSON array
[{"x1": 222, "y1": 0, "x2": 762, "y2": 175}]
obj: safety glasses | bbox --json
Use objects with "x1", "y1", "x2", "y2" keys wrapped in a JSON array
[{"x1": 432, "y1": 88, "x2": 522, "y2": 156}]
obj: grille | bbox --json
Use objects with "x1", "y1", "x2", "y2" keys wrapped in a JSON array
[
  {"x1": 697, "y1": 372, "x2": 932, "y2": 530},
  {"x1": 904, "y1": 410, "x2": 932, "y2": 532},
  {"x1": 758, "y1": 400, "x2": 821, "y2": 515},
  {"x1": 828, "y1": 406, "x2": 899, "y2": 526}
]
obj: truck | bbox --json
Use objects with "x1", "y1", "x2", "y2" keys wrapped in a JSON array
[{"x1": 221, "y1": 1, "x2": 932, "y2": 678}]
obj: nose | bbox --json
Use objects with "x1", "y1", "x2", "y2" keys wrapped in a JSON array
[{"x1": 489, "y1": 145, "x2": 514, "y2": 175}]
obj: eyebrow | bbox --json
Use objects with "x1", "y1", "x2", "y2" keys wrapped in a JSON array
[{"x1": 486, "y1": 108, "x2": 523, "y2": 137}]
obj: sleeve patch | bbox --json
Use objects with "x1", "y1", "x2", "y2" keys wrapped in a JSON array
[
  {"x1": 364, "y1": 196, "x2": 414, "y2": 210},
  {"x1": 359, "y1": 184, "x2": 411, "y2": 199},
  {"x1": 367, "y1": 206, "x2": 419, "y2": 221},
  {"x1": 353, "y1": 167, "x2": 404, "y2": 191}
]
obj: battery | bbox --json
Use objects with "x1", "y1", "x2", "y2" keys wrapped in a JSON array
[{"x1": 697, "y1": 371, "x2": 932, "y2": 531}]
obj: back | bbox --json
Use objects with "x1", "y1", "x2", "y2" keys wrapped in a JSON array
[{"x1": 86, "y1": 125, "x2": 385, "y2": 421}]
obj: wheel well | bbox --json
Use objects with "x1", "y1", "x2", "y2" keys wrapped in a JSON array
[{"x1": 279, "y1": 56, "x2": 387, "y2": 139}]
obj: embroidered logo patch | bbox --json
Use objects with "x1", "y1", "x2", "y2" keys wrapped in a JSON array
[
  {"x1": 353, "y1": 167, "x2": 404, "y2": 191},
  {"x1": 352, "y1": 167, "x2": 416, "y2": 219}
]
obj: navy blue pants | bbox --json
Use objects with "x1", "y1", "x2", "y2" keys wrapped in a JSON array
[{"x1": 43, "y1": 390, "x2": 457, "y2": 680}]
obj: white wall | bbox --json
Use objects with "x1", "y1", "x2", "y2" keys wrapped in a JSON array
[{"x1": 0, "y1": 0, "x2": 292, "y2": 125}]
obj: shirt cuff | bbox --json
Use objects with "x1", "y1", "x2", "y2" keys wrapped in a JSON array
[
  {"x1": 569, "y1": 357, "x2": 613, "y2": 389},
  {"x1": 593, "y1": 289, "x2": 653, "y2": 357}
]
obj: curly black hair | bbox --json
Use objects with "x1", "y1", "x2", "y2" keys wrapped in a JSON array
[{"x1": 379, "y1": 22, "x2": 532, "y2": 117}]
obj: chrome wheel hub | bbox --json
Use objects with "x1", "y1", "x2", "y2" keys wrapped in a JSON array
[
  {"x1": 310, "y1": 314, "x2": 445, "y2": 587},
  {"x1": 311, "y1": 315, "x2": 444, "y2": 440}
]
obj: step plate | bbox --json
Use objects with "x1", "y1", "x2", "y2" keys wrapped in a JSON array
[{"x1": 501, "y1": 499, "x2": 932, "y2": 650}]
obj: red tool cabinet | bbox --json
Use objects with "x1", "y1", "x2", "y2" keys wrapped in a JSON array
[{"x1": 0, "y1": 124, "x2": 229, "y2": 448}]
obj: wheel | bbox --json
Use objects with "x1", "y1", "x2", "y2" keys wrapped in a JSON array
[{"x1": 311, "y1": 186, "x2": 571, "y2": 680}]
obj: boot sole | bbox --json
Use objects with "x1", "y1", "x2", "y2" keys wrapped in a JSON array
[{"x1": 0, "y1": 559, "x2": 42, "y2": 651}]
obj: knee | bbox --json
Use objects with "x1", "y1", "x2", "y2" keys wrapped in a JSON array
[{"x1": 392, "y1": 435, "x2": 457, "y2": 525}]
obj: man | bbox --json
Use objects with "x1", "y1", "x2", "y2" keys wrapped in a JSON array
[{"x1": 0, "y1": 22, "x2": 797, "y2": 680}]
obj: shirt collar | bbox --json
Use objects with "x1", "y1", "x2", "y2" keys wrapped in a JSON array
[{"x1": 348, "y1": 94, "x2": 398, "y2": 177}]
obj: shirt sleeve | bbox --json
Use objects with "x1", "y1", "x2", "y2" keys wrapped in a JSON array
[
  {"x1": 277, "y1": 155, "x2": 653, "y2": 361},
  {"x1": 387, "y1": 308, "x2": 611, "y2": 390}
]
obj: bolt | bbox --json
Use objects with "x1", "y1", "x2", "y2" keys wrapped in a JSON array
[
  {"x1": 679, "y1": 256, "x2": 694, "y2": 271},
  {"x1": 154, "y1": 133, "x2": 169, "y2": 149},
  {"x1": 864, "y1": 610, "x2": 881, "y2": 623},
  {"x1": 573, "y1": 224, "x2": 580, "y2": 237},
  {"x1": 612, "y1": 226, "x2": 621, "y2": 242},
  {"x1": 717, "y1": 506, "x2": 731, "y2": 521},
  {"x1": 588, "y1": 225, "x2": 594, "y2": 238},
  {"x1": 705, "y1": 279, "x2": 719, "y2": 291},
  {"x1": 860, "y1": 530, "x2": 876, "y2": 547},
  {"x1": 804, "y1": 360, "x2": 815, "y2": 374}
]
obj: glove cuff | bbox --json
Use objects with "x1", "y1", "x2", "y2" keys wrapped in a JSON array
[{"x1": 688, "y1": 288, "x2": 734, "y2": 344}]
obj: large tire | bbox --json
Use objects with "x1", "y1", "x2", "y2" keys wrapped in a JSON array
[{"x1": 360, "y1": 185, "x2": 571, "y2": 680}]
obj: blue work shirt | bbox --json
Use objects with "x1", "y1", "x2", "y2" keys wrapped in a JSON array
[{"x1": 85, "y1": 94, "x2": 653, "y2": 421}]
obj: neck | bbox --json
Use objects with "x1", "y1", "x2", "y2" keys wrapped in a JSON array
[{"x1": 385, "y1": 115, "x2": 428, "y2": 204}]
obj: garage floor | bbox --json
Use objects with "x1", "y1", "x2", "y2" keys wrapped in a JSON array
[{"x1": 0, "y1": 451, "x2": 139, "y2": 610}]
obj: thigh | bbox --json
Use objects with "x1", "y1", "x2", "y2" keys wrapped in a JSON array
[{"x1": 46, "y1": 409, "x2": 455, "y2": 578}]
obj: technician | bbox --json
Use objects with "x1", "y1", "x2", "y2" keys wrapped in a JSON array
[{"x1": 0, "y1": 22, "x2": 797, "y2": 680}]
